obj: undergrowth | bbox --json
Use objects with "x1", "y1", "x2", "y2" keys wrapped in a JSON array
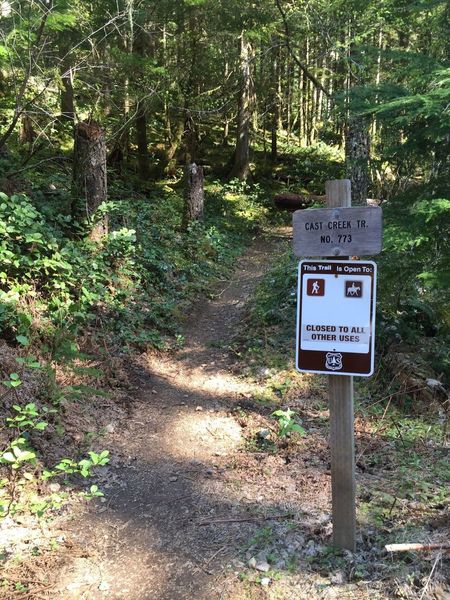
[
  {"x1": 231, "y1": 183, "x2": 449, "y2": 593},
  {"x1": 0, "y1": 172, "x2": 271, "y2": 539},
  {"x1": 0, "y1": 178, "x2": 270, "y2": 353}
]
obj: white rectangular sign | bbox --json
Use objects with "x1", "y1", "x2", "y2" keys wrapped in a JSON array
[{"x1": 296, "y1": 260, "x2": 377, "y2": 376}]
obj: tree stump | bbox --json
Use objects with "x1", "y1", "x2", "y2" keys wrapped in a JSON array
[
  {"x1": 72, "y1": 120, "x2": 108, "y2": 239},
  {"x1": 183, "y1": 163, "x2": 204, "y2": 229}
]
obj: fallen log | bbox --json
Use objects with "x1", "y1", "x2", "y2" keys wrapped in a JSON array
[{"x1": 274, "y1": 192, "x2": 322, "y2": 211}]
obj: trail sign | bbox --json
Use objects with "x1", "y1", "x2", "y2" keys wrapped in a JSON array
[
  {"x1": 293, "y1": 206, "x2": 382, "y2": 257},
  {"x1": 296, "y1": 260, "x2": 377, "y2": 377}
]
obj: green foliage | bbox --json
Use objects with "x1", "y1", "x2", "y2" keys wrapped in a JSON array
[
  {"x1": 0, "y1": 179, "x2": 266, "y2": 351},
  {"x1": 271, "y1": 408, "x2": 306, "y2": 439},
  {"x1": 377, "y1": 188, "x2": 449, "y2": 379},
  {"x1": 0, "y1": 360, "x2": 108, "y2": 518},
  {"x1": 271, "y1": 143, "x2": 345, "y2": 194},
  {"x1": 42, "y1": 450, "x2": 110, "y2": 480}
]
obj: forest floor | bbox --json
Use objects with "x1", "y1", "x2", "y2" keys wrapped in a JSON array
[{"x1": 1, "y1": 229, "x2": 448, "y2": 600}]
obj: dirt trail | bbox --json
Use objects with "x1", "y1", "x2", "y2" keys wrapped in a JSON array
[{"x1": 55, "y1": 231, "x2": 295, "y2": 600}]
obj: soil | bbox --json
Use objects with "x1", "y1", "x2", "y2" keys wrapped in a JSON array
[
  {"x1": 1, "y1": 231, "x2": 448, "y2": 600},
  {"x1": 54, "y1": 230, "x2": 305, "y2": 600}
]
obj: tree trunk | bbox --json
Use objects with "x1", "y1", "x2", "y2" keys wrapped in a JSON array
[
  {"x1": 135, "y1": 100, "x2": 150, "y2": 179},
  {"x1": 270, "y1": 37, "x2": 279, "y2": 160},
  {"x1": 163, "y1": 117, "x2": 184, "y2": 174},
  {"x1": 60, "y1": 64, "x2": 75, "y2": 122},
  {"x1": 229, "y1": 33, "x2": 252, "y2": 181},
  {"x1": 19, "y1": 113, "x2": 36, "y2": 147},
  {"x1": 345, "y1": 117, "x2": 370, "y2": 205},
  {"x1": 183, "y1": 109, "x2": 198, "y2": 164},
  {"x1": 182, "y1": 163, "x2": 204, "y2": 229},
  {"x1": 72, "y1": 120, "x2": 108, "y2": 239},
  {"x1": 276, "y1": 45, "x2": 283, "y2": 131},
  {"x1": 223, "y1": 60, "x2": 230, "y2": 146},
  {"x1": 298, "y1": 65, "x2": 304, "y2": 145}
]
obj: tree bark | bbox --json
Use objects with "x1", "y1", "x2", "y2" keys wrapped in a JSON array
[
  {"x1": 345, "y1": 117, "x2": 370, "y2": 205},
  {"x1": 72, "y1": 120, "x2": 108, "y2": 239},
  {"x1": 229, "y1": 33, "x2": 252, "y2": 181},
  {"x1": 270, "y1": 37, "x2": 279, "y2": 160},
  {"x1": 60, "y1": 64, "x2": 75, "y2": 122},
  {"x1": 135, "y1": 100, "x2": 150, "y2": 179},
  {"x1": 183, "y1": 109, "x2": 198, "y2": 164},
  {"x1": 163, "y1": 117, "x2": 184, "y2": 174},
  {"x1": 19, "y1": 114, "x2": 36, "y2": 147},
  {"x1": 182, "y1": 163, "x2": 204, "y2": 229}
]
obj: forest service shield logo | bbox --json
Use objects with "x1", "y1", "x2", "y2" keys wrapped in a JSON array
[{"x1": 325, "y1": 352, "x2": 343, "y2": 371}]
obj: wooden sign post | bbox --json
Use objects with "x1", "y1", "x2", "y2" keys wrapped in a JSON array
[
  {"x1": 326, "y1": 179, "x2": 356, "y2": 551},
  {"x1": 292, "y1": 179, "x2": 382, "y2": 551}
]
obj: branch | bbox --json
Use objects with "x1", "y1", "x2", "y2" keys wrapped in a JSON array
[
  {"x1": 274, "y1": 0, "x2": 330, "y2": 98},
  {"x1": 6, "y1": 157, "x2": 71, "y2": 179},
  {"x1": 385, "y1": 543, "x2": 450, "y2": 553},
  {"x1": 0, "y1": 3, "x2": 51, "y2": 151}
]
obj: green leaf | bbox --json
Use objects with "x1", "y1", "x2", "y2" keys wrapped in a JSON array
[
  {"x1": 1, "y1": 452, "x2": 16, "y2": 463},
  {"x1": 16, "y1": 335, "x2": 29, "y2": 346},
  {"x1": 34, "y1": 421, "x2": 48, "y2": 431}
]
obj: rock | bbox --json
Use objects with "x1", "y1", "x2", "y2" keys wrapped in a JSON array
[
  {"x1": 49, "y1": 482, "x2": 61, "y2": 493},
  {"x1": 195, "y1": 406, "x2": 203, "y2": 411},
  {"x1": 426, "y1": 379, "x2": 447, "y2": 397},
  {"x1": 105, "y1": 423, "x2": 115, "y2": 434},
  {"x1": 255, "y1": 560, "x2": 270, "y2": 573},
  {"x1": 66, "y1": 582, "x2": 82, "y2": 591},
  {"x1": 260, "y1": 577, "x2": 271, "y2": 586},
  {"x1": 168, "y1": 476, "x2": 178, "y2": 482},
  {"x1": 305, "y1": 540, "x2": 321, "y2": 557},
  {"x1": 0, "y1": 517, "x2": 14, "y2": 530},
  {"x1": 230, "y1": 559, "x2": 245, "y2": 569},
  {"x1": 331, "y1": 570, "x2": 345, "y2": 585},
  {"x1": 151, "y1": 389, "x2": 157, "y2": 394},
  {"x1": 248, "y1": 557, "x2": 257, "y2": 569},
  {"x1": 257, "y1": 428, "x2": 270, "y2": 439},
  {"x1": 98, "y1": 581, "x2": 110, "y2": 591}
]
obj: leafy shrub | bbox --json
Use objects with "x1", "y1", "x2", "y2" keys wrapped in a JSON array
[{"x1": 0, "y1": 180, "x2": 267, "y2": 351}]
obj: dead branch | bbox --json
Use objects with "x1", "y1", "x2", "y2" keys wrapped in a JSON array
[{"x1": 385, "y1": 542, "x2": 450, "y2": 553}]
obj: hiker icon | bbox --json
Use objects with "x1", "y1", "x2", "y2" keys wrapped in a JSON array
[{"x1": 307, "y1": 278, "x2": 325, "y2": 296}]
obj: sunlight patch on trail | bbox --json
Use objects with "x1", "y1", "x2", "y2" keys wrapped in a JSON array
[
  {"x1": 164, "y1": 414, "x2": 242, "y2": 460},
  {"x1": 145, "y1": 353, "x2": 260, "y2": 398}
]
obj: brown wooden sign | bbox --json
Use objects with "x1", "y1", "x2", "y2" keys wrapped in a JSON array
[
  {"x1": 296, "y1": 260, "x2": 377, "y2": 377},
  {"x1": 293, "y1": 206, "x2": 382, "y2": 257}
]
